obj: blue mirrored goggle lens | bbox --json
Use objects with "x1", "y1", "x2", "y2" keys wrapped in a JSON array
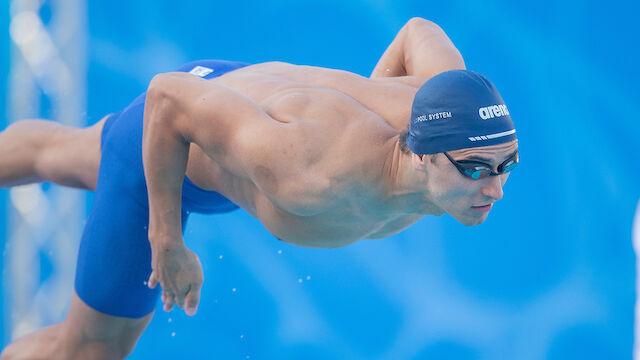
[
  {"x1": 448, "y1": 152, "x2": 519, "y2": 180},
  {"x1": 502, "y1": 161, "x2": 518, "y2": 173},
  {"x1": 465, "y1": 161, "x2": 517, "y2": 180},
  {"x1": 465, "y1": 168, "x2": 491, "y2": 180}
]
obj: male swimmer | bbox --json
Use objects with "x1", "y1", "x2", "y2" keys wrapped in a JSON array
[{"x1": 0, "y1": 17, "x2": 517, "y2": 359}]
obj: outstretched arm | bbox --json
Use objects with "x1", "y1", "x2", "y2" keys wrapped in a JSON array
[
  {"x1": 143, "y1": 72, "x2": 271, "y2": 314},
  {"x1": 143, "y1": 73, "x2": 271, "y2": 241},
  {"x1": 142, "y1": 72, "x2": 305, "y2": 314},
  {"x1": 371, "y1": 17, "x2": 466, "y2": 80},
  {"x1": 142, "y1": 73, "x2": 206, "y2": 316}
]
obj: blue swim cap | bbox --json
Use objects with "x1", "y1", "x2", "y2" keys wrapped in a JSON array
[{"x1": 406, "y1": 70, "x2": 516, "y2": 155}]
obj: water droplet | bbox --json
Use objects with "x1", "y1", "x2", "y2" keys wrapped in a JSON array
[
  {"x1": 297, "y1": 278, "x2": 303, "y2": 283},
  {"x1": 171, "y1": 332, "x2": 176, "y2": 337},
  {"x1": 143, "y1": 281, "x2": 148, "y2": 286},
  {"x1": 240, "y1": 334, "x2": 244, "y2": 339},
  {"x1": 232, "y1": 288, "x2": 237, "y2": 292},
  {"x1": 306, "y1": 275, "x2": 311, "y2": 280},
  {"x1": 143, "y1": 226, "x2": 148, "y2": 230},
  {"x1": 218, "y1": 254, "x2": 223, "y2": 260},
  {"x1": 277, "y1": 250, "x2": 282, "y2": 255},
  {"x1": 246, "y1": 356, "x2": 250, "y2": 359},
  {"x1": 168, "y1": 318, "x2": 172, "y2": 323}
]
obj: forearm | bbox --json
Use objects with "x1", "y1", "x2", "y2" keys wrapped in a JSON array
[
  {"x1": 370, "y1": 24, "x2": 409, "y2": 78},
  {"x1": 371, "y1": 18, "x2": 465, "y2": 80},
  {"x1": 142, "y1": 84, "x2": 189, "y2": 244}
]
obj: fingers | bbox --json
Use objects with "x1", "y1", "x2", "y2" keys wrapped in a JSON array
[
  {"x1": 161, "y1": 287, "x2": 200, "y2": 315},
  {"x1": 155, "y1": 274, "x2": 175, "y2": 312},
  {"x1": 173, "y1": 284, "x2": 190, "y2": 310},
  {"x1": 184, "y1": 282, "x2": 201, "y2": 316},
  {"x1": 167, "y1": 283, "x2": 201, "y2": 316},
  {"x1": 148, "y1": 273, "x2": 158, "y2": 289},
  {"x1": 150, "y1": 247, "x2": 203, "y2": 315},
  {"x1": 163, "y1": 291, "x2": 175, "y2": 312},
  {"x1": 156, "y1": 278, "x2": 184, "y2": 313},
  {"x1": 175, "y1": 286, "x2": 187, "y2": 309}
]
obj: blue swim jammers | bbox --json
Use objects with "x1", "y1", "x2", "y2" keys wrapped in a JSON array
[{"x1": 74, "y1": 60, "x2": 248, "y2": 318}]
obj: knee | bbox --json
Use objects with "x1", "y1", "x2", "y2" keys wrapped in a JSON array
[
  {"x1": 81, "y1": 342, "x2": 133, "y2": 360},
  {"x1": 0, "y1": 339, "x2": 125, "y2": 360},
  {"x1": 105, "y1": 338, "x2": 138, "y2": 360},
  {"x1": 54, "y1": 341, "x2": 131, "y2": 360},
  {"x1": 0, "y1": 340, "x2": 132, "y2": 360}
]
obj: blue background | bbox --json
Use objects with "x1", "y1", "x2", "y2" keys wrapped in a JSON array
[{"x1": 2, "y1": 0, "x2": 639, "y2": 359}]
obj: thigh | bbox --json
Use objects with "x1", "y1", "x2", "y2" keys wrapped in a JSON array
[
  {"x1": 65, "y1": 104, "x2": 188, "y2": 358},
  {"x1": 74, "y1": 126, "x2": 191, "y2": 318},
  {"x1": 36, "y1": 116, "x2": 107, "y2": 190},
  {"x1": 58, "y1": 291, "x2": 153, "y2": 359},
  {"x1": 0, "y1": 293, "x2": 152, "y2": 360},
  {"x1": 74, "y1": 170, "x2": 160, "y2": 318}
]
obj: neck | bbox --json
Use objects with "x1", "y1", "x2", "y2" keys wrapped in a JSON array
[{"x1": 380, "y1": 136, "x2": 442, "y2": 215}]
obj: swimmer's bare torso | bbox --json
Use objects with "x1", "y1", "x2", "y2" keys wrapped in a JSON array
[
  {"x1": 179, "y1": 62, "x2": 424, "y2": 248},
  {"x1": 143, "y1": 19, "x2": 465, "y2": 250}
]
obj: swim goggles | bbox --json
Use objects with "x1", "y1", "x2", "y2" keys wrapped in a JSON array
[{"x1": 443, "y1": 152, "x2": 519, "y2": 180}]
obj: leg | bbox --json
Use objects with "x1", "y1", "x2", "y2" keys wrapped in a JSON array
[
  {"x1": 0, "y1": 117, "x2": 106, "y2": 190},
  {"x1": 0, "y1": 291, "x2": 153, "y2": 360},
  {"x1": 2, "y1": 181, "x2": 158, "y2": 360},
  {"x1": 2, "y1": 95, "x2": 168, "y2": 358}
]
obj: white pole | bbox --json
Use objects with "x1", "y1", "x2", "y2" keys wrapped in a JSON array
[{"x1": 6, "y1": 0, "x2": 87, "y2": 340}]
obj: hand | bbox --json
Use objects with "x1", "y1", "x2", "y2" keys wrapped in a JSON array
[{"x1": 147, "y1": 239, "x2": 203, "y2": 316}]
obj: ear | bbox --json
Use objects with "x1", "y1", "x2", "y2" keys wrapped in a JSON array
[{"x1": 411, "y1": 153, "x2": 427, "y2": 172}]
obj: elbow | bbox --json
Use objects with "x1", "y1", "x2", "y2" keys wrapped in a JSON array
[
  {"x1": 404, "y1": 18, "x2": 452, "y2": 51},
  {"x1": 406, "y1": 17, "x2": 440, "y2": 31},
  {"x1": 404, "y1": 17, "x2": 466, "y2": 75},
  {"x1": 405, "y1": 17, "x2": 445, "y2": 40}
]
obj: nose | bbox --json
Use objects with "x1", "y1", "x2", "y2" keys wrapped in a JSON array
[{"x1": 481, "y1": 175, "x2": 504, "y2": 201}]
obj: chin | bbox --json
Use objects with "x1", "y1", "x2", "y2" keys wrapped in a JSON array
[{"x1": 456, "y1": 213, "x2": 488, "y2": 227}]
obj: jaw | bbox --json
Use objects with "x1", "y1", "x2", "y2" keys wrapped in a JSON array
[
  {"x1": 450, "y1": 208, "x2": 489, "y2": 226},
  {"x1": 462, "y1": 216, "x2": 486, "y2": 226}
]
